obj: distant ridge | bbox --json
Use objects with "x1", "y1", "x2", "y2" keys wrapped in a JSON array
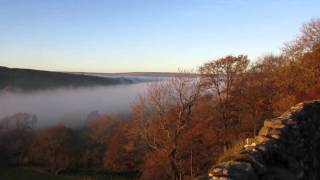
[
  {"x1": 73, "y1": 72, "x2": 180, "y2": 77},
  {"x1": 0, "y1": 66, "x2": 133, "y2": 92}
]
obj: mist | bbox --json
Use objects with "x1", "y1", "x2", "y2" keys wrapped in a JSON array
[{"x1": 0, "y1": 82, "x2": 150, "y2": 128}]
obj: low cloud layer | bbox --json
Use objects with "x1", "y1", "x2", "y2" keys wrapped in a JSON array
[{"x1": 0, "y1": 82, "x2": 150, "y2": 127}]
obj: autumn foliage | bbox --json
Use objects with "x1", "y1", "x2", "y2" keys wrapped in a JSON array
[
  {"x1": 0, "y1": 18, "x2": 319, "y2": 179},
  {"x1": 28, "y1": 125, "x2": 76, "y2": 174}
]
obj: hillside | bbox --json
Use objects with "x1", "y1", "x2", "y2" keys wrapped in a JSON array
[
  {"x1": 79, "y1": 72, "x2": 180, "y2": 77},
  {"x1": 0, "y1": 66, "x2": 133, "y2": 92}
]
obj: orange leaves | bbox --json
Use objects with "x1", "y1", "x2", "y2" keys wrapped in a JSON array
[
  {"x1": 28, "y1": 125, "x2": 76, "y2": 174},
  {"x1": 140, "y1": 150, "x2": 172, "y2": 180},
  {"x1": 103, "y1": 121, "x2": 145, "y2": 172}
]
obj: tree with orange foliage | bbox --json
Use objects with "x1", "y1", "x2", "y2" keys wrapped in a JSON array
[
  {"x1": 297, "y1": 42, "x2": 320, "y2": 100},
  {"x1": 82, "y1": 112, "x2": 120, "y2": 169},
  {"x1": 29, "y1": 125, "x2": 76, "y2": 174},
  {"x1": 268, "y1": 18, "x2": 320, "y2": 115},
  {"x1": 103, "y1": 120, "x2": 145, "y2": 172},
  {"x1": 284, "y1": 18, "x2": 320, "y2": 59},
  {"x1": 232, "y1": 55, "x2": 285, "y2": 136},
  {"x1": 199, "y1": 55, "x2": 249, "y2": 151},
  {"x1": 140, "y1": 150, "x2": 172, "y2": 180}
]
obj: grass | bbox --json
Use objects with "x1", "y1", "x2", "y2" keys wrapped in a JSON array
[
  {"x1": 0, "y1": 167, "x2": 77, "y2": 180},
  {"x1": 0, "y1": 167, "x2": 137, "y2": 180},
  {"x1": 217, "y1": 139, "x2": 247, "y2": 163}
]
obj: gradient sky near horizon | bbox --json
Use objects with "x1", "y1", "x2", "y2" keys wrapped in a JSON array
[{"x1": 0, "y1": 0, "x2": 320, "y2": 73}]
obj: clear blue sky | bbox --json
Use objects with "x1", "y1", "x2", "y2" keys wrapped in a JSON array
[{"x1": 0, "y1": 0, "x2": 319, "y2": 72}]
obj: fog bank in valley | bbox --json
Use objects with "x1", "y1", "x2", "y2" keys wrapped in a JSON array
[{"x1": 0, "y1": 82, "x2": 150, "y2": 127}]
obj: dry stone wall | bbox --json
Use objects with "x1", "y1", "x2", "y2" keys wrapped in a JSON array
[{"x1": 204, "y1": 100, "x2": 320, "y2": 180}]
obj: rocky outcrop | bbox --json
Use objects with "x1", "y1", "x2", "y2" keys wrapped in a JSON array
[{"x1": 206, "y1": 100, "x2": 320, "y2": 180}]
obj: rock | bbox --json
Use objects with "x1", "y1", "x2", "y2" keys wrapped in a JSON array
[
  {"x1": 203, "y1": 101, "x2": 320, "y2": 180},
  {"x1": 209, "y1": 161, "x2": 258, "y2": 180},
  {"x1": 263, "y1": 120, "x2": 285, "y2": 129}
]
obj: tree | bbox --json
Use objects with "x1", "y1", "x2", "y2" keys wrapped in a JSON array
[
  {"x1": 283, "y1": 18, "x2": 320, "y2": 59},
  {"x1": 233, "y1": 55, "x2": 284, "y2": 136},
  {"x1": 0, "y1": 113, "x2": 37, "y2": 165},
  {"x1": 133, "y1": 73, "x2": 201, "y2": 180},
  {"x1": 29, "y1": 125, "x2": 76, "y2": 174},
  {"x1": 81, "y1": 112, "x2": 120, "y2": 169},
  {"x1": 297, "y1": 42, "x2": 320, "y2": 100},
  {"x1": 140, "y1": 150, "x2": 172, "y2": 180},
  {"x1": 199, "y1": 55, "x2": 249, "y2": 150},
  {"x1": 176, "y1": 113, "x2": 223, "y2": 179},
  {"x1": 103, "y1": 120, "x2": 145, "y2": 172},
  {"x1": 285, "y1": 41, "x2": 320, "y2": 102}
]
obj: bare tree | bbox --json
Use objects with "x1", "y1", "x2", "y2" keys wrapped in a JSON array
[{"x1": 133, "y1": 72, "x2": 201, "y2": 180}]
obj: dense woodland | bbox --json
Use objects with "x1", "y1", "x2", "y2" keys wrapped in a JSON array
[{"x1": 0, "y1": 19, "x2": 320, "y2": 180}]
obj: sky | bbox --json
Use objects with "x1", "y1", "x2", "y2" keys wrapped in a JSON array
[{"x1": 0, "y1": 0, "x2": 320, "y2": 73}]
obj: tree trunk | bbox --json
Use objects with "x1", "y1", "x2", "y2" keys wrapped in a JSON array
[
  {"x1": 170, "y1": 149, "x2": 180, "y2": 180},
  {"x1": 190, "y1": 146, "x2": 193, "y2": 180}
]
